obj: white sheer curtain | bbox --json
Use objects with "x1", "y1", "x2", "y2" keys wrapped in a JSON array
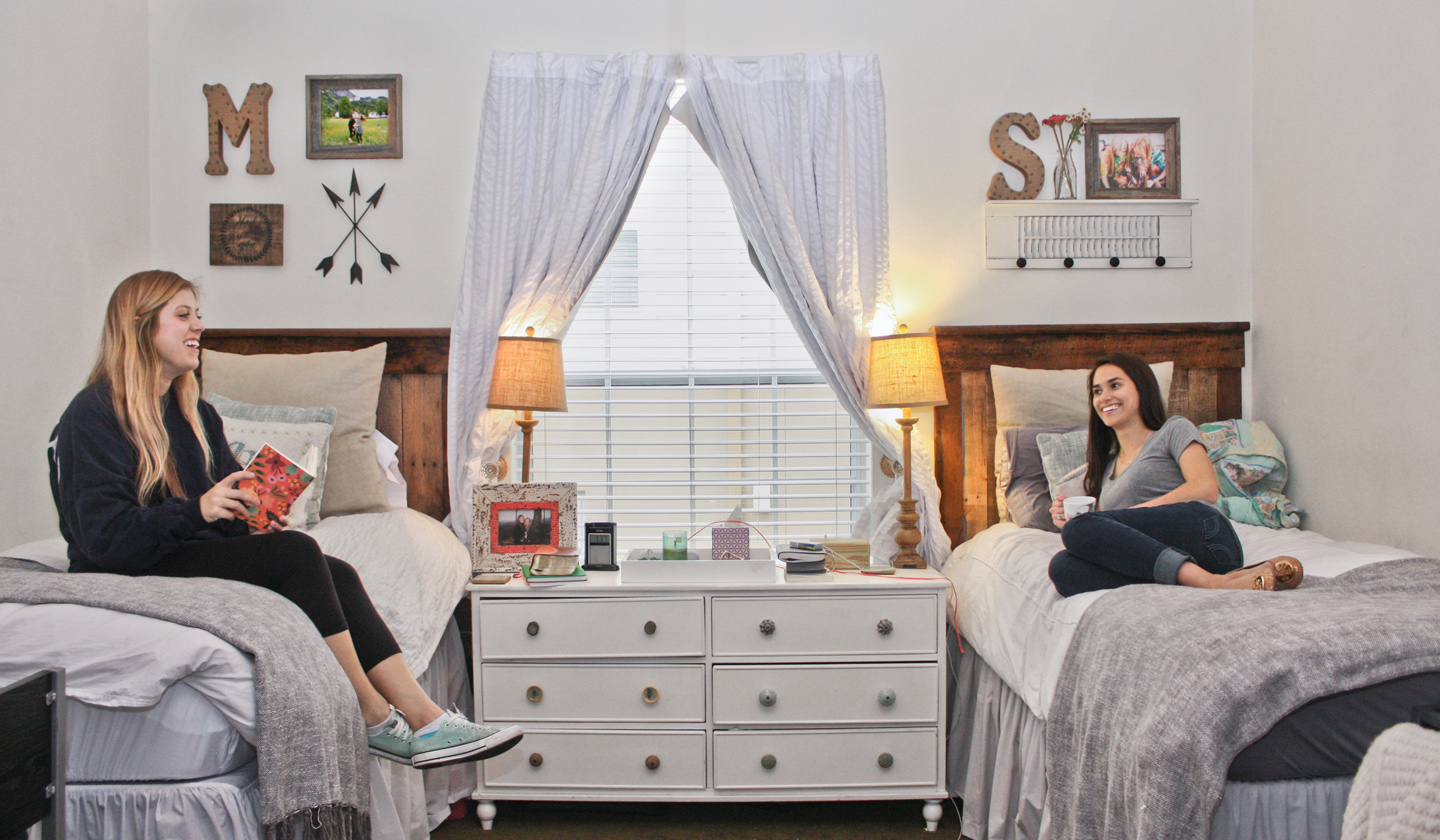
[
  {"x1": 676, "y1": 53, "x2": 950, "y2": 567},
  {"x1": 447, "y1": 52, "x2": 677, "y2": 547}
]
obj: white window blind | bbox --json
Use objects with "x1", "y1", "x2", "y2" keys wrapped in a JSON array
[{"x1": 523, "y1": 106, "x2": 870, "y2": 554}]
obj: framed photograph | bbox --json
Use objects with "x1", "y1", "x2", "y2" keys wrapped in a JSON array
[
  {"x1": 306, "y1": 74, "x2": 402, "y2": 160},
  {"x1": 472, "y1": 482, "x2": 578, "y2": 573},
  {"x1": 1084, "y1": 118, "x2": 1180, "y2": 199}
]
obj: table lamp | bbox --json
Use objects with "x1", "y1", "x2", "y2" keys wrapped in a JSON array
[
  {"x1": 488, "y1": 326, "x2": 568, "y2": 483},
  {"x1": 866, "y1": 325, "x2": 948, "y2": 568}
]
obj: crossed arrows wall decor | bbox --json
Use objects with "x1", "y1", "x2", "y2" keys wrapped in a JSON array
[{"x1": 315, "y1": 169, "x2": 399, "y2": 284}]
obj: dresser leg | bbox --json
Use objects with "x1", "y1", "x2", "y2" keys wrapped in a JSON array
[
  {"x1": 476, "y1": 800, "x2": 497, "y2": 830},
  {"x1": 922, "y1": 799, "x2": 943, "y2": 831}
]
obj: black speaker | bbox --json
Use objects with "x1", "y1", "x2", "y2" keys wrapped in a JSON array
[{"x1": 584, "y1": 522, "x2": 618, "y2": 571}]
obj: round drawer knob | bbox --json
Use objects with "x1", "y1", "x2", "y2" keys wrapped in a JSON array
[
  {"x1": 526, "y1": 685, "x2": 543, "y2": 703},
  {"x1": 878, "y1": 688, "x2": 896, "y2": 707},
  {"x1": 644, "y1": 620, "x2": 657, "y2": 635},
  {"x1": 1063, "y1": 257, "x2": 1075, "y2": 268},
  {"x1": 758, "y1": 689, "x2": 777, "y2": 707},
  {"x1": 759, "y1": 619, "x2": 775, "y2": 636},
  {"x1": 760, "y1": 754, "x2": 777, "y2": 770},
  {"x1": 526, "y1": 621, "x2": 540, "y2": 636},
  {"x1": 645, "y1": 755, "x2": 661, "y2": 770},
  {"x1": 529, "y1": 753, "x2": 543, "y2": 767},
  {"x1": 642, "y1": 686, "x2": 660, "y2": 704},
  {"x1": 878, "y1": 752, "x2": 894, "y2": 769},
  {"x1": 877, "y1": 619, "x2": 893, "y2": 635}
]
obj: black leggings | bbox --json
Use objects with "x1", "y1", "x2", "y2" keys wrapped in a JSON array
[{"x1": 142, "y1": 530, "x2": 401, "y2": 671}]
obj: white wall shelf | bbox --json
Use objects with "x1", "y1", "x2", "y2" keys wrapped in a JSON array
[{"x1": 985, "y1": 199, "x2": 1198, "y2": 269}]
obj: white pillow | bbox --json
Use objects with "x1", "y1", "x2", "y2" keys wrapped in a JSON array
[
  {"x1": 372, "y1": 430, "x2": 409, "y2": 510},
  {"x1": 220, "y1": 417, "x2": 333, "y2": 530},
  {"x1": 991, "y1": 361, "x2": 1174, "y2": 428}
]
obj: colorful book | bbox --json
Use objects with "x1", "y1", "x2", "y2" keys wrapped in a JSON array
[{"x1": 237, "y1": 443, "x2": 315, "y2": 531}]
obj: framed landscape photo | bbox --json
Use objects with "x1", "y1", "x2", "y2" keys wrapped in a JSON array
[
  {"x1": 1084, "y1": 118, "x2": 1180, "y2": 199},
  {"x1": 472, "y1": 482, "x2": 578, "y2": 574},
  {"x1": 306, "y1": 74, "x2": 402, "y2": 160}
]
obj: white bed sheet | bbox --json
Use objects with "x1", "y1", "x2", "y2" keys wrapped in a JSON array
[
  {"x1": 68, "y1": 682, "x2": 255, "y2": 782},
  {"x1": 942, "y1": 522, "x2": 1417, "y2": 721}
]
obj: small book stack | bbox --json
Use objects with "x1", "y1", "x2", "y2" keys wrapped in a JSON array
[
  {"x1": 777, "y1": 542, "x2": 828, "y2": 575},
  {"x1": 522, "y1": 551, "x2": 587, "y2": 588}
]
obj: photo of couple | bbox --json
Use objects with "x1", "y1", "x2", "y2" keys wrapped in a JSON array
[{"x1": 496, "y1": 508, "x2": 554, "y2": 547}]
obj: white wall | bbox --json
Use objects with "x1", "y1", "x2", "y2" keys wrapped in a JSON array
[
  {"x1": 3, "y1": 0, "x2": 1257, "y2": 544},
  {"x1": 0, "y1": 1, "x2": 151, "y2": 545},
  {"x1": 1253, "y1": 1, "x2": 1440, "y2": 555},
  {"x1": 145, "y1": 0, "x2": 1254, "y2": 332}
]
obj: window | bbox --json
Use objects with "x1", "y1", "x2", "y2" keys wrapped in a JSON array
[{"x1": 524, "y1": 107, "x2": 870, "y2": 555}]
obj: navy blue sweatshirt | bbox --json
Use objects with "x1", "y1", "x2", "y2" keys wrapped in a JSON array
[{"x1": 49, "y1": 382, "x2": 249, "y2": 573}]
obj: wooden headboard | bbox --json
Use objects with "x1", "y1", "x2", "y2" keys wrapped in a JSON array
[
  {"x1": 931, "y1": 322, "x2": 1249, "y2": 548},
  {"x1": 200, "y1": 329, "x2": 452, "y2": 522}
]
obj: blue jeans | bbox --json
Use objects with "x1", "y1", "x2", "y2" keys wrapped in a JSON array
[{"x1": 1048, "y1": 500, "x2": 1244, "y2": 597}]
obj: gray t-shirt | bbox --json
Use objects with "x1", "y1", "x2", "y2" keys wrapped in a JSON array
[{"x1": 1098, "y1": 416, "x2": 1207, "y2": 511}]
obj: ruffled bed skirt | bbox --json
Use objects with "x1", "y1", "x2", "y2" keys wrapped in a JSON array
[{"x1": 946, "y1": 634, "x2": 1353, "y2": 840}]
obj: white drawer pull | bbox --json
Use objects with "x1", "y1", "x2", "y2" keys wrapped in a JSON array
[
  {"x1": 760, "y1": 753, "x2": 777, "y2": 770},
  {"x1": 878, "y1": 688, "x2": 896, "y2": 707},
  {"x1": 758, "y1": 689, "x2": 777, "y2": 707},
  {"x1": 877, "y1": 618, "x2": 893, "y2": 635},
  {"x1": 878, "y1": 752, "x2": 893, "y2": 769}
]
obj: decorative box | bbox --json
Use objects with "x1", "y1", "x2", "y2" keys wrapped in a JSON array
[{"x1": 710, "y1": 526, "x2": 751, "y2": 560}]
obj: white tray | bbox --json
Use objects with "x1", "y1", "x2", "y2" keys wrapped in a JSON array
[{"x1": 620, "y1": 549, "x2": 777, "y2": 584}]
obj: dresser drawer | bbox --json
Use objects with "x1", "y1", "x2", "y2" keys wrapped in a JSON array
[
  {"x1": 711, "y1": 594, "x2": 938, "y2": 656},
  {"x1": 481, "y1": 730, "x2": 706, "y2": 790},
  {"x1": 478, "y1": 597, "x2": 704, "y2": 659},
  {"x1": 482, "y1": 663, "x2": 705, "y2": 722},
  {"x1": 713, "y1": 728, "x2": 938, "y2": 789},
  {"x1": 712, "y1": 664, "x2": 938, "y2": 725}
]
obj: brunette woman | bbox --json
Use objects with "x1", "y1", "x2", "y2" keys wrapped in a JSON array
[
  {"x1": 49, "y1": 270, "x2": 521, "y2": 767},
  {"x1": 1047, "y1": 352, "x2": 1302, "y2": 596}
]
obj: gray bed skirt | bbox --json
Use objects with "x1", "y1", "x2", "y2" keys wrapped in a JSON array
[{"x1": 945, "y1": 634, "x2": 1352, "y2": 840}]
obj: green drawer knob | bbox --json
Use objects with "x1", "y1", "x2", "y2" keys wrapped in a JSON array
[
  {"x1": 878, "y1": 752, "x2": 893, "y2": 769},
  {"x1": 760, "y1": 753, "x2": 777, "y2": 770},
  {"x1": 758, "y1": 689, "x2": 777, "y2": 707},
  {"x1": 878, "y1": 688, "x2": 896, "y2": 707},
  {"x1": 526, "y1": 685, "x2": 543, "y2": 703}
]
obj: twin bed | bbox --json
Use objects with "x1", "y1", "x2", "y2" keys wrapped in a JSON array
[
  {"x1": 931, "y1": 323, "x2": 1440, "y2": 840},
  {"x1": 0, "y1": 329, "x2": 472, "y2": 840},
  {"x1": 3, "y1": 323, "x2": 1437, "y2": 840}
]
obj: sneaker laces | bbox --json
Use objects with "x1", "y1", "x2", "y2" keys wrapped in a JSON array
[{"x1": 381, "y1": 709, "x2": 414, "y2": 740}]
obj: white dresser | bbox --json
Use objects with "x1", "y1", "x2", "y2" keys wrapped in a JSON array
[{"x1": 468, "y1": 567, "x2": 950, "y2": 830}]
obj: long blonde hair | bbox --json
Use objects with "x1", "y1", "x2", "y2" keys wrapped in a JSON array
[{"x1": 87, "y1": 270, "x2": 213, "y2": 502}]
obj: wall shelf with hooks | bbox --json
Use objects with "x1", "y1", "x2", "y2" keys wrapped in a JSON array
[{"x1": 985, "y1": 199, "x2": 1197, "y2": 269}]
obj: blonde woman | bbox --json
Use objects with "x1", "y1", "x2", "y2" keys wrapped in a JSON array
[{"x1": 49, "y1": 270, "x2": 521, "y2": 768}]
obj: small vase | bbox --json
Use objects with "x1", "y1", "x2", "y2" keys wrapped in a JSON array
[{"x1": 1053, "y1": 151, "x2": 1078, "y2": 200}]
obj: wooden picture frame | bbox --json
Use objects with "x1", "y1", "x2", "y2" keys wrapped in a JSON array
[
  {"x1": 306, "y1": 74, "x2": 402, "y2": 160},
  {"x1": 209, "y1": 203, "x2": 283, "y2": 266},
  {"x1": 472, "y1": 482, "x2": 578, "y2": 574},
  {"x1": 1084, "y1": 118, "x2": 1180, "y2": 199}
]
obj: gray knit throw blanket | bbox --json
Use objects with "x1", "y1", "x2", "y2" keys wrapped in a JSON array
[
  {"x1": 1047, "y1": 557, "x2": 1440, "y2": 840},
  {"x1": 0, "y1": 561, "x2": 370, "y2": 840}
]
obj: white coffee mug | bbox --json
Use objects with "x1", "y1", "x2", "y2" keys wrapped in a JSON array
[{"x1": 1062, "y1": 495, "x2": 1096, "y2": 520}]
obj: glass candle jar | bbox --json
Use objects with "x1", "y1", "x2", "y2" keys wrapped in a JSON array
[{"x1": 661, "y1": 530, "x2": 688, "y2": 560}]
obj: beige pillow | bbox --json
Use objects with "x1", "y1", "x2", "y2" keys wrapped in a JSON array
[
  {"x1": 201, "y1": 344, "x2": 390, "y2": 517},
  {"x1": 991, "y1": 361, "x2": 1173, "y2": 428}
]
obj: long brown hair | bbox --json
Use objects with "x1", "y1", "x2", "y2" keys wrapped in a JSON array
[
  {"x1": 1083, "y1": 352, "x2": 1167, "y2": 497},
  {"x1": 88, "y1": 270, "x2": 213, "y2": 502}
]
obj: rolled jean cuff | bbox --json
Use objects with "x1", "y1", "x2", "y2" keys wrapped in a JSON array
[{"x1": 1154, "y1": 547, "x2": 1192, "y2": 585}]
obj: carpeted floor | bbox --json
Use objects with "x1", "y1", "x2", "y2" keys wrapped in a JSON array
[{"x1": 431, "y1": 798, "x2": 964, "y2": 839}]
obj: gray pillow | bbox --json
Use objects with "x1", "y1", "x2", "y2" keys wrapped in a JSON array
[
  {"x1": 207, "y1": 393, "x2": 337, "y2": 529},
  {"x1": 1037, "y1": 428, "x2": 1090, "y2": 501},
  {"x1": 1003, "y1": 425, "x2": 1084, "y2": 532}
]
